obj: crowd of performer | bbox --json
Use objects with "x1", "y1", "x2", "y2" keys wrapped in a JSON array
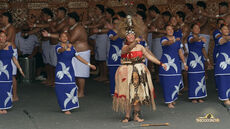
[{"x1": 0, "y1": 1, "x2": 230, "y2": 122}]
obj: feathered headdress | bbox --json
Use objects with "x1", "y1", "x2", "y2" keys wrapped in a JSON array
[{"x1": 116, "y1": 15, "x2": 147, "y2": 39}]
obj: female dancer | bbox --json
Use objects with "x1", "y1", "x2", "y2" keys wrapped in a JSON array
[
  {"x1": 0, "y1": 30, "x2": 24, "y2": 114},
  {"x1": 113, "y1": 15, "x2": 167, "y2": 123},
  {"x1": 215, "y1": 24, "x2": 230, "y2": 106},
  {"x1": 187, "y1": 23, "x2": 211, "y2": 103},
  {"x1": 159, "y1": 25, "x2": 188, "y2": 108},
  {"x1": 55, "y1": 32, "x2": 96, "y2": 114}
]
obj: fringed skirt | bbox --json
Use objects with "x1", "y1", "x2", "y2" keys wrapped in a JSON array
[{"x1": 113, "y1": 63, "x2": 156, "y2": 113}]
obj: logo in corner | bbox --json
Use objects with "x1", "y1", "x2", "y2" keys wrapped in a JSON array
[{"x1": 196, "y1": 113, "x2": 220, "y2": 123}]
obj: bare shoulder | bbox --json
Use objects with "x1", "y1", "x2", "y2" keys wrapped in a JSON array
[{"x1": 7, "y1": 42, "x2": 12, "y2": 46}]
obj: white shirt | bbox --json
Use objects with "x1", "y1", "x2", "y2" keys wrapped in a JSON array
[{"x1": 15, "y1": 32, "x2": 39, "y2": 55}]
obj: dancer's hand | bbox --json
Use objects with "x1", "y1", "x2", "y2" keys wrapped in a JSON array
[
  {"x1": 162, "y1": 63, "x2": 167, "y2": 70},
  {"x1": 135, "y1": 37, "x2": 141, "y2": 43},
  {"x1": 184, "y1": 65, "x2": 188, "y2": 71},
  {"x1": 19, "y1": 68, "x2": 25, "y2": 77},
  {"x1": 89, "y1": 64, "x2": 96, "y2": 70},
  {"x1": 42, "y1": 30, "x2": 49, "y2": 37}
]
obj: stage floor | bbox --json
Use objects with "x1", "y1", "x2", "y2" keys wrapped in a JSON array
[{"x1": 0, "y1": 70, "x2": 229, "y2": 129}]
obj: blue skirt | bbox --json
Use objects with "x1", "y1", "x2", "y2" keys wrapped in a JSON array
[
  {"x1": 108, "y1": 66, "x2": 119, "y2": 95},
  {"x1": 55, "y1": 82, "x2": 79, "y2": 111},
  {"x1": 188, "y1": 72, "x2": 207, "y2": 99},
  {"x1": 0, "y1": 81, "x2": 13, "y2": 110},
  {"x1": 215, "y1": 75, "x2": 230, "y2": 101},
  {"x1": 160, "y1": 75, "x2": 183, "y2": 103}
]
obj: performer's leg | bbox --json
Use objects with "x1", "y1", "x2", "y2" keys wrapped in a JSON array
[
  {"x1": 76, "y1": 78, "x2": 85, "y2": 98},
  {"x1": 122, "y1": 105, "x2": 131, "y2": 123},
  {"x1": 133, "y1": 104, "x2": 144, "y2": 122},
  {"x1": 12, "y1": 76, "x2": 18, "y2": 101}
]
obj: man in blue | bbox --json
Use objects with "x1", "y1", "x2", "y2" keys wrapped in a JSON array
[{"x1": 106, "y1": 18, "x2": 123, "y2": 96}]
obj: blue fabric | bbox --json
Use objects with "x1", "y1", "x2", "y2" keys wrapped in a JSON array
[
  {"x1": 108, "y1": 66, "x2": 119, "y2": 95},
  {"x1": 107, "y1": 30, "x2": 123, "y2": 66},
  {"x1": 55, "y1": 45, "x2": 79, "y2": 111},
  {"x1": 174, "y1": 29, "x2": 183, "y2": 39},
  {"x1": 187, "y1": 34, "x2": 205, "y2": 72},
  {"x1": 188, "y1": 73, "x2": 207, "y2": 99},
  {"x1": 159, "y1": 36, "x2": 182, "y2": 75},
  {"x1": 215, "y1": 37, "x2": 230, "y2": 75},
  {"x1": 215, "y1": 36, "x2": 230, "y2": 101},
  {"x1": 0, "y1": 46, "x2": 13, "y2": 109},
  {"x1": 216, "y1": 75, "x2": 230, "y2": 100},
  {"x1": 187, "y1": 34, "x2": 207, "y2": 99},
  {"x1": 159, "y1": 36, "x2": 183, "y2": 103},
  {"x1": 160, "y1": 76, "x2": 182, "y2": 103},
  {"x1": 212, "y1": 29, "x2": 221, "y2": 65}
]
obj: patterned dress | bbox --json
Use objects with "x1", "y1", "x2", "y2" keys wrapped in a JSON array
[
  {"x1": 0, "y1": 46, "x2": 13, "y2": 110},
  {"x1": 213, "y1": 29, "x2": 221, "y2": 65},
  {"x1": 187, "y1": 35, "x2": 207, "y2": 99},
  {"x1": 113, "y1": 46, "x2": 156, "y2": 112},
  {"x1": 174, "y1": 29, "x2": 183, "y2": 40},
  {"x1": 215, "y1": 36, "x2": 230, "y2": 101},
  {"x1": 107, "y1": 30, "x2": 123, "y2": 95},
  {"x1": 159, "y1": 36, "x2": 183, "y2": 103},
  {"x1": 55, "y1": 45, "x2": 79, "y2": 111}
]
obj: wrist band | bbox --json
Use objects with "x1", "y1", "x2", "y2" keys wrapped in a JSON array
[
  {"x1": 207, "y1": 59, "x2": 210, "y2": 62},
  {"x1": 75, "y1": 52, "x2": 79, "y2": 56},
  {"x1": 48, "y1": 33, "x2": 51, "y2": 37},
  {"x1": 160, "y1": 62, "x2": 163, "y2": 66},
  {"x1": 183, "y1": 62, "x2": 187, "y2": 66},
  {"x1": 87, "y1": 63, "x2": 91, "y2": 66}
]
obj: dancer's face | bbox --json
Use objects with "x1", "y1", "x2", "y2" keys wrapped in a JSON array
[
  {"x1": 170, "y1": 17, "x2": 177, "y2": 27},
  {"x1": 126, "y1": 33, "x2": 135, "y2": 44},
  {"x1": 217, "y1": 20, "x2": 225, "y2": 28},
  {"x1": 68, "y1": 17, "x2": 75, "y2": 26},
  {"x1": 59, "y1": 33, "x2": 68, "y2": 43},
  {"x1": 0, "y1": 32, "x2": 7, "y2": 43},
  {"x1": 192, "y1": 24, "x2": 200, "y2": 34},
  {"x1": 219, "y1": 5, "x2": 228, "y2": 15},
  {"x1": 221, "y1": 26, "x2": 229, "y2": 36},
  {"x1": 166, "y1": 25, "x2": 174, "y2": 36}
]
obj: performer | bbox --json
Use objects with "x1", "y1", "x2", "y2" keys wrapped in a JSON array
[
  {"x1": 42, "y1": 12, "x2": 91, "y2": 97},
  {"x1": 159, "y1": 25, "x2": 188, "y2": 108},
  {"x1": 176, "y1": 11, "x2": 190, "y2": 92},
  {"x1": 148, "y1": 5, "x2": 165, "y2": 82},
  {"x1": 106, "y1": 18, "x2": 123, "y2": 95},
  {"x1": 29, "y1": 8, "x2": 54, "y2": 86},
  {"x1": 187, "y1": 23, "x2": 211, "y2": 103},
  {"x1": 90, "y1": 4, "x2": 109, "y2": 82},
  {"x1": 1, "y1": 12, "x2": 18, "y2": 101},
  {"x1": 113, "y1": 15, "x2": 167, "y2": 123},
  {"x1": 195, "y1": 1, "x2": 210, "y2": 54},
  {"x1": 0, "y1": 31, "x2": 24, "y2": 114},
  {"x1": 218, "y1": 2, "x2": 230, "y2": 29},
  {"x1": 213, "y1": 19, "x2": 224, "y2": 66},
  {"x1": 184, "y1": 3, "x2": 195, "y2": 27},
  {"x1": 55, "y1": 32, "x2": 96, "y2": 114},
  {"x1": 215, "y1": 24, "x2": 230, "y2": 106}
]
